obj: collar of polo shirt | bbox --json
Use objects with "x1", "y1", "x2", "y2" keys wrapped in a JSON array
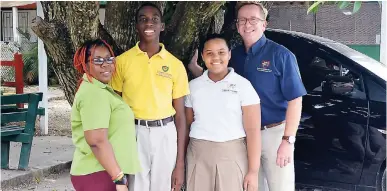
[
  {"x1": 134, "y1": 42, "x2": 167, "y2": 59},
  {"x1": 82, "y1": 73, "x2": 108, "y2": 89},
  {"x1": 203, "y1": 67, "x2": 236, "y2": 83}
]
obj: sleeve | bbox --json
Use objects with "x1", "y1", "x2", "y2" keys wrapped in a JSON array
[
  {"x1": 240, "y1": 79, "x2": 261, "y2": 106},
  {"x1": 109, "y1": 55, "x2": 124, "y2": 93},
  {"x1": 184, "y1": 93, "x2": 193, "y2": 108},
  {"x1": 78, "y1": 90, "x2": 111, "y2": 131},
  {"x1": 278, "y1": 51, "x2": 307, "y2": 101},
  {"x1": 172, "y1": 61, "x2": 190, "y2": 99}
]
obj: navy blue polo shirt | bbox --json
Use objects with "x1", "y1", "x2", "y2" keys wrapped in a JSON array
[{"x1": 230, "y1": 35, "x2": 306, "y2": 126}]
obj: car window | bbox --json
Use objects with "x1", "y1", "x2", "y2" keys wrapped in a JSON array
[
  {"x1": 365, "y1": 75, "x2": 386, "y2": 102},
  {"x1": 305, "y1": 54, "x2": 366, "y2": 99}
]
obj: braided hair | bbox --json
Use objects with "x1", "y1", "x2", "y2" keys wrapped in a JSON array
[{"x1": 73, "y1": 39, "x2": 115, "y2": 91}]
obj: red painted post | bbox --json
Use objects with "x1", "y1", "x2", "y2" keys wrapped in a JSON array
[
  {"x1": 14, "y1": 53, "x2": 24, "y2": 95},
  {"x1": 14, "y1": 53, "x2": 24, "y2": 108},
  {"x1": 1, "y1": 53, "x2": 25, "y2": 108}
]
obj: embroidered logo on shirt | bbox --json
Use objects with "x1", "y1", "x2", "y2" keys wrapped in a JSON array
[
  {"x1": 228, "y1": 84, "x2": 236, "y2": 90},
  {"x1": 222, "y1": 83, "x2": 238, "y2": 94},
  {"x1": 257, "y1": 60, "x2": 272, "y2": 72},
  {"x1": 262, "y1": 61, "x2": 270, "y2": 68},
  {"x1": 162, "y1": 66, "x2": 169, "y2": 72},
  {"x1": 157, "y1": 66, "x2": 172, "y2": 79}
]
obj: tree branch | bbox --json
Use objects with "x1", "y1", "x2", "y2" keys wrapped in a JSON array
[{"x1": 31, "y1": 16, "x2": 60, "y2": 43}]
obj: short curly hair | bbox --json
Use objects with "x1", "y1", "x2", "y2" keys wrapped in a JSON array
[
  {"x1": 235, "y1": 2, "x2": 268, "y2": 20},
  {"x1": 135, "y1": 3, "x2": 163, "y2": 23}
]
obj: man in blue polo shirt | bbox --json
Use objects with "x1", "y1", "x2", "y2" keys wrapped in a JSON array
[{"x1": 188, "y1": 2, "x2": 306, "y2": 191}]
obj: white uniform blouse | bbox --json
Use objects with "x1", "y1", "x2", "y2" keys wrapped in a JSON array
[{"x1": 185, "y1": 68, "x2": 260, "y2": 142}]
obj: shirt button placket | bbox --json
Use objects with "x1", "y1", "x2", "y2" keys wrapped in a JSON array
[
  {"x1": 245, "y1": 56, "x2": 250, "y2": 72},
  {"x1": 145, "y1": 53, "x2": 150, "y2": 64}
]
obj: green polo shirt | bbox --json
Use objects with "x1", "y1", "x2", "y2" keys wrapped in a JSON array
[{"x1": 70, "y1": 74, "x2": 141, "y2": 175}]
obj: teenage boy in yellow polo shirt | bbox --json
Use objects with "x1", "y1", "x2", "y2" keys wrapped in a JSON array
[{"x1": 110, "y1": 3, "x2": 189, "y2": 191}]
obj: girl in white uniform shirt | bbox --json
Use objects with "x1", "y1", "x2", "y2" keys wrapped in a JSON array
[{"x1": 185, "y1": 34, "x2": 262, "y2": 191}]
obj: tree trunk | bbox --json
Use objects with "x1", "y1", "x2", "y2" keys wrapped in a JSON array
[
  {"x1": 163, "y1": 2, "x2": 225, "y2": 65},
  {"x1": 32, "y1": 1, "x2": 226, "y2": 105}
]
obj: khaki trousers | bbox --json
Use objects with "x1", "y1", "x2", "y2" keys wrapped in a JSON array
[
  {"x1": 258, "y1": 123, "x2": 295, "y2": 191},
  {"x1": 129, "y1": 121, "x2": 177, "y2": 191}
]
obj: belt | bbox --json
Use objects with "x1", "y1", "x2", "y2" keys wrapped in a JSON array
[
  {"x1": 135, "y1": 116, "x2": 174, "y2": 127},
  {"x1": 261, "y1": 120, "x2": 285, "y2": 130}
]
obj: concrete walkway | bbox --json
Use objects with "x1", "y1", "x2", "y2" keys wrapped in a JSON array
[{"x1": 1, "y1": 136, "x2": 74, "y2": 191}]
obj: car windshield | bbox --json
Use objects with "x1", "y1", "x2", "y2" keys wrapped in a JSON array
[{"x1": 327, "y1": 42, "x2": 387, "y2": 81}]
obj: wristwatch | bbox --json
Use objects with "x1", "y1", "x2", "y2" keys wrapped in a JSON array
[
  {"x1": 282, "y1": 136, "x2": 296, "y2": 144},
  {"x1": 114, "y1": 174, "x2": 128, "y2": 185}
]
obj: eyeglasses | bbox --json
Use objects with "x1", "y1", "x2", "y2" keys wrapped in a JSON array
[
  {"x1": 91, "y1": 57, "x2": 115, "y2": 65},
  {"x1": 236, "y1": 17, "x2": 265, "y2": 25}
]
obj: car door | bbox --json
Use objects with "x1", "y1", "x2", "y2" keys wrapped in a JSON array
[
  {"x1": 294, "y1": 48, "x2": 368, "y2": 184},
  {"x1": 359, "y1": 74, "x2": 386, "y2": 187}
]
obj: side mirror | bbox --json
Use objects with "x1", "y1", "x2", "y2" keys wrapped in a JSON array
[{"x1": 322, "y1": 75, "x2": 354, "y2": 96}]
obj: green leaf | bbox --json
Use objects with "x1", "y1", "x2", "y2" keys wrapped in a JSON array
[
  {"x1": 311, "y1": 5, "x2": 320, "y2": 14},
  {"x1": 307, "y1": 1, "x2": 323, "y2": 14},
  {"x1": 352, "y1": 1, "x2": 362, "y2": 13},
  {"x1": 338, "y1": 1, "x2": 350, "y2": 9}
]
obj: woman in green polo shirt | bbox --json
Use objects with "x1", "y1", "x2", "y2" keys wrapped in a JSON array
[{"x1": 70, "y1": 39, "x2": 141, "y2": 191}]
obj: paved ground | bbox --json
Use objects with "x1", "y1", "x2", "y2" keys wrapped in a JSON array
[
  {"x1": 16, "y1": 170, "x2": 74, "y2": 191},
  {"x1": 1, "y1": 136, "x2": 74, "y2": 191}
]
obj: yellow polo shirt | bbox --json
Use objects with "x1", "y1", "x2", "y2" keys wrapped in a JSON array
[{"x1": 110, "y1": 42, "x2": 190, "y2": 120}]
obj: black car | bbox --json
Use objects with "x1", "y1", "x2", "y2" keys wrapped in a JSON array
[{"x1": 265, "y1": 29, "x2": 386, "y2": 191}]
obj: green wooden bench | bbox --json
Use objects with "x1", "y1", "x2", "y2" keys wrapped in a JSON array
[{"x1": 1, "y1": 93, "x2": 43, "y2": 170}]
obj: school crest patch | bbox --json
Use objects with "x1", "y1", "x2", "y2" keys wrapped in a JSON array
[
  {"x1": 228, "y1": 83, "x2": 236, "y2": 90},
  {"x1": 257, "y1": 60, "x2": 272, "y2": 72},
  {"x1": 222, "y1": 83, "x2": 238, "y2": 94},
  {"x1": 262, "y1": 61, "x2": 270, "y2": 69},
  {"x1": 157, "y1": 66, "x2": 172, "y2": 79},
  {"x1": 162, "y1": 66, "x2": 169, "y2": 72}
]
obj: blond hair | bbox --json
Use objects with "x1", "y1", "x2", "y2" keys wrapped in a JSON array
[{"x1": 235, "y1": 2, "x2": 268, "y2": 20}]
